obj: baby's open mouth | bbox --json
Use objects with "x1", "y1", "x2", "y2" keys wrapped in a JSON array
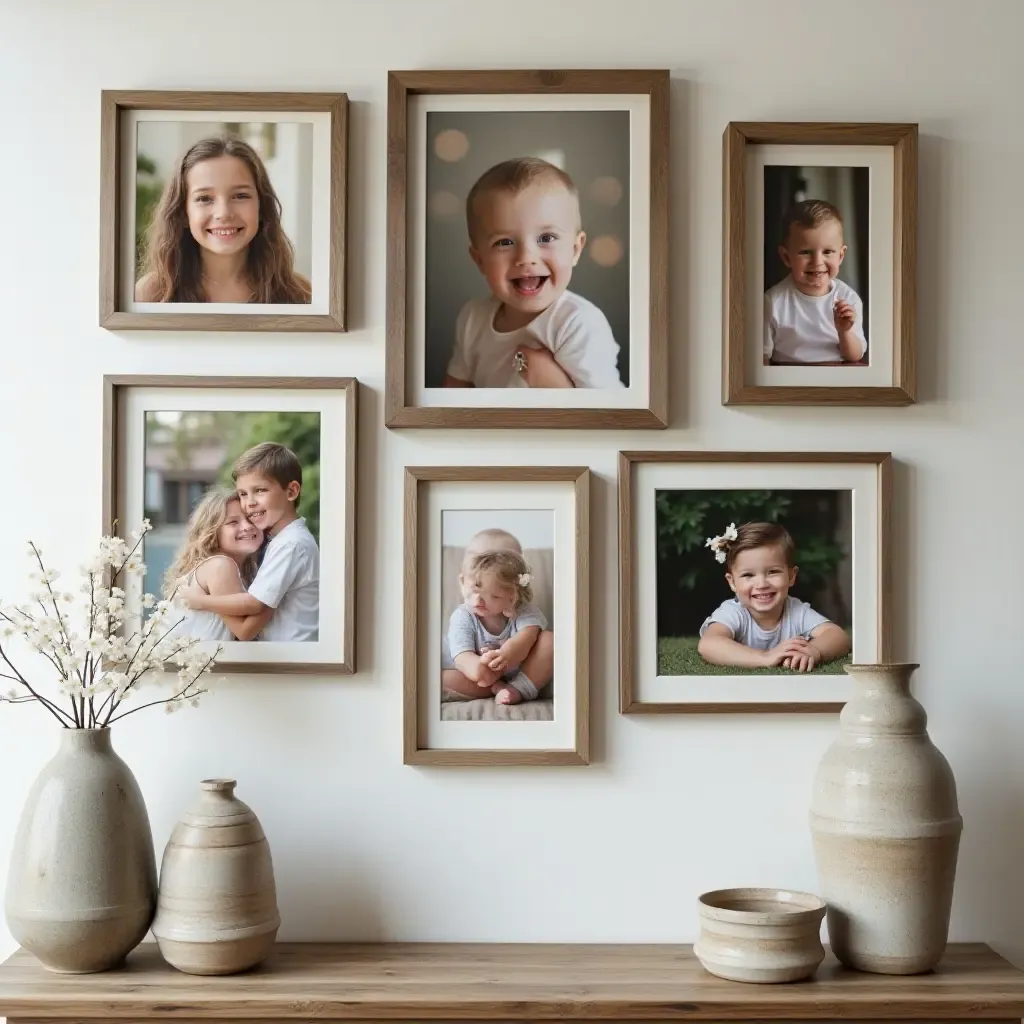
[{"x1": 511, "y1": 275, "x2": 548, "y2": 296}]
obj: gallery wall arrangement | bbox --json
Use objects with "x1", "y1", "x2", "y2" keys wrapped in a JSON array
[{"x1": 6, "y1": 46, "x2": 1000, "y2": 1000}]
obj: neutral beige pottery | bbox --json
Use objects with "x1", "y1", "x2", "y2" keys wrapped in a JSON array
[
  {"x1": 153, "y1": 778, "x2": 280, "y2": 975},
  {"x1": 694, "y1": 887, "x2": 826, "y2": 984},
  {"x1": 4, "y1": 728, "x2": 157, "y2": 973},
  {"x1": 810, "y1": 663, "x2": 962, "y2": 975}
]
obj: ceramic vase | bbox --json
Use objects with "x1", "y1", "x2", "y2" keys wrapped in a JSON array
[
  {"x1": 809, "y1": 663, "x2": 962, "y2": 974},
  {"x1": 153, "y1": 778, "x2": 279, "y2": 975},
  {"x1": 4, "y1": 728, "x2": 157, "y2": 973}
]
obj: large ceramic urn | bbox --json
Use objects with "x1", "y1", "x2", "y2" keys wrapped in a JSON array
[
  {"x1": 153, "y1": 778, "x2": 279, "y2": 975},
  {"x1": 5, "y1": 728, "x2": 157, "y2": 973},
  {"x1": 810, "y1": 663, "x2": 962, "y2": 974}
]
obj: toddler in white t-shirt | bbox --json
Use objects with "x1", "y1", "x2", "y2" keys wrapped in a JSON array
[
  {"x1": 187, "y1": 441, "x2": 320, "y2": 642},
  {"x1": 764, "y1": 199, "x2": 867, "y2": 365},
  {"x1": 443, "y1": 156, "x2": 625, "y2": 390}
]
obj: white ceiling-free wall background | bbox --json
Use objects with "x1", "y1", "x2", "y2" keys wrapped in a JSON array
[{"x1": 1, "y1": 0, "x2": 1022, "y2": 973}]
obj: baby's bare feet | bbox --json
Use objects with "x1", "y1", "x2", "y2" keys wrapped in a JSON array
[{"x1": 492, "y1": 684, "x2": 523, "y2": 705}]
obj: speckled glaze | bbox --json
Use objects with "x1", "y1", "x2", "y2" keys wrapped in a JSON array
[
  {"x1": 153, "y1": 778, "x2": 279, "y2": 975},
  {"x1": 694, "y1": 887, "x2": 826, "y2": 984},
  {"x1": 4, "y1": 728, "x2": 157, "y2": 973},
  {"x1": 810, "y1": 663, "x2": 962, "y2": 975}
]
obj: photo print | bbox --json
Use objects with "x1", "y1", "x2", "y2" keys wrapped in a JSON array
[
  {"x1": 620, "y1": 451, "x2": 891, "y2": 713},
  {"x1": 100, "y1": 91, "x2": 348, "y2": 331},
  {"x1": 385, "y1": 70, "x2": 669, "y2": 428},
  {"x1": 104, "y1": 376, "x2": 357, "y2": 672}
]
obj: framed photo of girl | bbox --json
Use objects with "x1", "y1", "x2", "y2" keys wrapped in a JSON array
[
  {"x1": 723, "y1": 122, "x2": 917, "y2": 406},
  {"x1": 102, "y1": 375, "x2": 358, "y2": 673},
  {"x1": 619, "y1": 451, "x2": 892, "y2": 714},
  {"x1": 385, "y1": 69, "x2": 669, "y2": 429},
  {"x1": 403, "y1": 466, "x2": 590, "y2": 766},
  {"x1": 99, "y1": 90, "x2": 348, "y2": 331}
]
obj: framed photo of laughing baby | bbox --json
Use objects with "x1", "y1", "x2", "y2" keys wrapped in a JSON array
[
  {"x1": 723, "y1": 122, "x2": 917, "y2": 406},
  {"x1": 102, "y1": 375, "x2": 358, "y2": 673},
  {"x1": 619, "y1": 451, "x2": 892, "y2": 714},
  {"x1": 403, "y1": 466, "x2": 590, "y2": 765},
  {"x1": 385, "y1": 69, "x2": 669, "y2": 429},
  {"x1": 99, "y1": 90, "x2": 348, "y2": 332}
]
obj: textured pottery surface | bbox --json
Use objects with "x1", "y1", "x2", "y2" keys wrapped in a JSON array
[
  {"x1": 810, "y1": 663, "x2": 962, "y2": 975},
  {"x1": 694, "y1": 887, "x2": 826, "y2": 984},
  {"x1": 153, "y1": 778, "x2": 280, "y2": 975},
  {"x1": 4, "y1": 728, "x2": 157, "y2": 973}
]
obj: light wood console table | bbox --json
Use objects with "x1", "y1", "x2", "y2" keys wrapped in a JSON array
[{"x1": 1, "y1": 942, "x2": 1023, "y2": 1023}]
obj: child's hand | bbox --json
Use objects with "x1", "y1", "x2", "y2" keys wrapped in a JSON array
[
  {"x1": 474, "y1": 659, "x2": 500, "y2": 687},
  {"x1": 833, "y1": 299, "x2": 856, "y2": 335},
  {"x1": 783, "y1": 645, "x2": 821, "y2": 673},
  {"x1": 515, "y1": 346, "x2": 574, "y2": 389},
  {"x1": 761, "y1": 637, "x2": 812, "y2": 668},
  {"x1": 481, "y1": 648, "x2": 509, "y2": 674}
]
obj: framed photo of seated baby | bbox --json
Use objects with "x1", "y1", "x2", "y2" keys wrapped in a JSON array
[
  {"x1": 619, "y1": 451, "x2": 892, "y2": 714},
  {"x1": 384, "y1": 69, "x2": 669, "y2": 429},
  {"x1": 403, "y1": 466, "x2": 590, "y2": 766},
  {"x1": 102, "y1": 375, "x2": 357, "y2": 673},
  {"x1": 99, "y1": 90, "x2": 348, "y2": 332},
  {"x1": 722, "y1": 122, "x2": 917, "y2": 406}
]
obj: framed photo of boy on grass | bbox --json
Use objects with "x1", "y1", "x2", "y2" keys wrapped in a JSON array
[
  {"x1": 99, "y1": 90, "x2": 348, "y2": 332},
  {"x1": 723, "y1": 122, "x2": 917, "y2": 406},
  {"x1": 385, "y1": 69, "x2": 669, "y2": 430},
  {"x1": 403, "y1": 466, "x2": 590, "y2": 766},
  {"x1": 102, "y1": 375, "x2": 357, "y2": 673},
  {"x1": 619, "y1": 451, "x2": 892, "y2": 714}
]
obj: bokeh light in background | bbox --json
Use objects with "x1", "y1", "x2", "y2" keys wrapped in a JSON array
[
  {"x1": 588, "y1": 234, "x2": 624, "y2": 267},
  {"x1": 589, "y1": 175, "x2": 623, "y2": 206},
  {"x1": 434, "y1": 129, "x2": 470, "y2": 162},
  {"x1": 429, "y1": 190, "x2": 462, "y2": 219}
]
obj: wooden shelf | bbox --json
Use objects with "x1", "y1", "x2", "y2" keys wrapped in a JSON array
[{"x1": 1, "y1": 942, "x2": 1023, "y2": 1021}]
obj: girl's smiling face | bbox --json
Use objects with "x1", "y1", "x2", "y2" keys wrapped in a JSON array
[
  {"x1": 185, "y1": 155, "x2": 260, "y2": 257},
  {"x1": 216, "y1": 498, "x2": 263, "y2": 560}
]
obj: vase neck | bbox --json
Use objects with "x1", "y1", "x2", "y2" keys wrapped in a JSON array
[
  {"x1": 841, "y1": 663, "x2": 927, "y2": 735},
  {"x1": 58, "y1": 727, "x2": 114, "y2": 754}
]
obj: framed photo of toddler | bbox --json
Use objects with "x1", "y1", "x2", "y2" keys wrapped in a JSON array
[
  {"x1": 385, "y1": 69, "x2": 669, "y2": 429},
  {"x1": 403, "y1": 466, "x2": 590, "y2": 766},
  {"x1": 99, "y1": 90, "x2": 348, "y2": 331},
  {"x1": 619, "y1": 450, "x2": 892, "y2": 714},
  {"x1": 723, "y1": 122, "x2": 917, "y2": 405},
  {"x1": 102, "y1": 375, "x2": 358, "y2": 674}
]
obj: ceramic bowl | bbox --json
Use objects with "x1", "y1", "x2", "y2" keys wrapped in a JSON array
[{"x1": 694, "y1": 887, "x2": 826, "y2": 984}]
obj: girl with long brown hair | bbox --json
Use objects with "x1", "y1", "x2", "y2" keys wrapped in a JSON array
[{"x1": 135, "y1": 135, "x2": 312, "y2": 304}]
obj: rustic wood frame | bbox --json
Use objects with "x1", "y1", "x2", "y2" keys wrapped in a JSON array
[
  {"x1": 618, "y1": 450, "x2": 893, "y2": 714},
  {"x1": 385, "y1": 69, "x2": 670, "y2": 429},
  {"x1": 723, "y1": 121, "x2": 917, "y2": 406},
  {"x1": 403, "y1": 466, "x2": 591, "y2": 765},
  {"x1": 102, "y1": 375, "x2": 358, "y2": 674},
  {"x1": 99, "y1": 90, "x2": 348, "y2": 332}
]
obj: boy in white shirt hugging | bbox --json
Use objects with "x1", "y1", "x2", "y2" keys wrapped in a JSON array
[
  {"x1": 764, "y1": 199, "x2": 868, "y2": 365},
  {"x1": 443, "y1": 156, "x2": 625, "y2": 390},
  {"x1": 187, "y1": 442, "x2": 320, "y2": 641}
]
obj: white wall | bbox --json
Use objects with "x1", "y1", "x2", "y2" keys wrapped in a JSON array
[{"x1": 2, "y1": 0, "x2": 1023, "y2": 972}]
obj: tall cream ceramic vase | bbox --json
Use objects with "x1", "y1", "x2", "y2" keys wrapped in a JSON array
[
  {"x1": 810, "y1": 663, "x2": 962, "y2": 975},
  {"x1": 4, "y1": 728, "x2": 157, "y2": 973},
  {"x1": 153, "y1": 778, "x2": 280, "y2": 975}
]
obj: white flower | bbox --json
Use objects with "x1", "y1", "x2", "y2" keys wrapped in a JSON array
[
  {"x1": 705, "y1": 523, "x2": 739, "y2": 564},
  {"x1": 84, "y1": 635, "x2": 107, "y2": 654},
  {"x1": 140, "y1": 593, "x2": 156, "y2": 609},
  {"x1": 518, "y1": 573, "x2": 532, "y2": 586},
  {"x1": 123, "y1": 558, "x2": 146, "y2": 575},
  {"x1": 1, "y1": 626, "x2": 15, "y2": 640}
]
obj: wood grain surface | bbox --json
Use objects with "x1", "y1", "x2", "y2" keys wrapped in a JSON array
[{"x1": 1, "y1": 942, "x2": 1023, "y2": 1019}]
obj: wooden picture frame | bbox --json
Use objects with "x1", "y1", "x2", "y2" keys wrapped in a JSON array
[
  {"x1": 100, "y1": 90, "x2": 348, "y2": 332},
  {"x1": 385, "y1": 69, "x2": 670, "y2": 429},
  {"x1": 723, "y1": 122, "x2": 917, "y2": 405},
  {"x1": 619, "y1": 450, "x2": 892, "y2": 714},
  {"x1": 403, "y1": 466, "x2": 590, "y2": 765},
  {"x1": 102, "y1": 375, "x2": 358, "y2": 674}
]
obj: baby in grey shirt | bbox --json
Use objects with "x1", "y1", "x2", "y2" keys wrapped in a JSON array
[
  {"x1": 697, "y1": 520, "x2": 851, "y2": 673},
  {"x1": 445, "y1": 546, "x2": 546, "y2": 705}
]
